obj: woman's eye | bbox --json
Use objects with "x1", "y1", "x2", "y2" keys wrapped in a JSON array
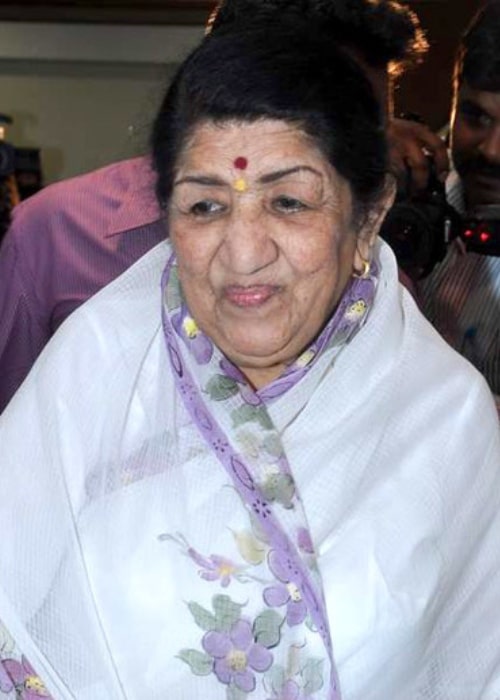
[
  {"x1": 189, "y1": 200, "x2": 225, "y2": 216},
  {"x1": 272, "y1": 195, "x2": 308, "y2": 213}
]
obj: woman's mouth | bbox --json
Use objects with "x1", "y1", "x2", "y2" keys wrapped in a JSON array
[{"x1": 223, "y1": 285, "x2": 279, "y2": 308}]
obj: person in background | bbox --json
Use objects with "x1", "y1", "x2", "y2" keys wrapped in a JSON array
[
  {"x1": 0, "y1": 0, "x2": 444, "y2": 414},
  {"x1": 419, "y1": 0, "x2": 500, "y2": 411},
  {"x1": 0, "y1": 19, "x2": 499, "y2": 700}
]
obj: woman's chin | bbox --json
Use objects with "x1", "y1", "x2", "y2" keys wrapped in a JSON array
[{"x1": 218, "y1": 330, "x2": 292, "y2": 371}]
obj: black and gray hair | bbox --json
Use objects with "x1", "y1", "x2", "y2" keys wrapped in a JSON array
[
  {"x1": 208, "y1": 0, "x2": 428, "y2": 77},
  {"x1": 151, "y1": 23, "x2": 388, "y2": 225}
]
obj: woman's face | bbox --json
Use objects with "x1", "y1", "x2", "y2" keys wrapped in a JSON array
[{"x1": 168, "y1": 119, "x2": 381, "y2": 388}]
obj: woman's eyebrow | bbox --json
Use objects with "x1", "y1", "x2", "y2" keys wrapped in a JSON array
[
  {"x1": 174, "y1": 165, "x2": 322, "y2": 188},
  {"x1": 259, "y1": 165, "x2": 322, "y2": 184},
  {"x1": 174, "y1": 174, "x2": 227, "y2": 187}
]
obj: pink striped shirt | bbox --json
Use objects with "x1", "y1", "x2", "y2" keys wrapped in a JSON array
[{"x1": 0, "y1": 156, "x2": 165, "y2": 412}]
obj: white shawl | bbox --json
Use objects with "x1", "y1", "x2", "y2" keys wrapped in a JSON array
[{"x1": 0, "y1": 240, "x2": 499, "y2": 700}]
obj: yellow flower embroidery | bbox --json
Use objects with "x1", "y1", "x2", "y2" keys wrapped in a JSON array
[
  {"x1": 183, "y1": 316, "x2": 199, "y2": 338},
  {"x1": 25, "y1": 675, "x2": 49, "y2": 695},
  {"x1": 345, "y1": 299, "x2": 367, "y2": 322},
  {"x1": 217, "y1": 561, "x2": 237, "y2": 579},
  {"x1": 286, "y1": 582, "x2": 302, "y2": 602},
  {"x1": 295, "y1": 349, "x2": 316, "y2": 368}
]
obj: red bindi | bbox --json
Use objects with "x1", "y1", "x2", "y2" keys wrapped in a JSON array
[{"x1": 233, "y1": 156, "x2": 248, "y2": 170}]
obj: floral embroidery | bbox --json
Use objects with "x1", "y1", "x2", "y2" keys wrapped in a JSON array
[
  {"x1": 263, "y1": 581, "x2": 307, "y2": 627},
  {"x1": 218, "y1": 359, "x2": 260, "y2": 405},
  {"x1": 295, "y1": 349, "x2": 316, "y2": 368},
  {"x1": 159, "y1": 533, "x2": 248, "y2": 587},
  {"x1": 178, "y1": 595, "x2": 283, "y2": 696},
  {"x1": 197, "y1": 554, "x2": 242, "y2": 588},
  {"x1": 202, "y1": 619, "x2": 273, "y2": 691},
  {"x1": 260, "y1": 470, "x2": 295, "y2": 510},
  {"x1": 161, "y1": 248, "x2": 378, "y2": 699},
  {"x1": 268, "y1": 678, "x2": 305, "y2": 699},
  {"x1": 296, "y1": 529, "x2": 314, "y2": 555},
  {"x1": 344, "y1": 299, "x2": 367, "y2": 322},
  {"x1": 231, "y1": 528, "x2": 268, "y2": 566},
  {"x1": 162, "y1": 526, "x2": 328, "y2": 696},
  {"x1": 182, "y1": 315, "x2": 200, "y2": 339},
  {"x1": 0, "y1": 656, "x2": 51, "y2": 699},
  {"x1": 0, "y1": 662, "x2": 11, "y2": 695},
  {"x1": 264, "y1": 658, "x2": 325, "y2": 699},
  {"x1": 263, "y1": 550, "x2": 307, "y2": 626},
  {"x1": 172, "y1": 304, "x2": 213, "y2": 364},
  {"x1": 0, "y1": 621, "x2": 14, "y2": 658}
]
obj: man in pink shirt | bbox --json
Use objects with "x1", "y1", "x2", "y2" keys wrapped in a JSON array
[{"x1": 0, "y1": 157, "x2": 164, "y2": 410}]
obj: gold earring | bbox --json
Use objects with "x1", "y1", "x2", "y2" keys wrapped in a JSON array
[{"x1": 353, "y1": 259, "x2": 371, "y2": 278}]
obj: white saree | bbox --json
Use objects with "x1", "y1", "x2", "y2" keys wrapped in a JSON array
[{"x1": 0, "y1": 239, "x2": 499, "y2": 700}]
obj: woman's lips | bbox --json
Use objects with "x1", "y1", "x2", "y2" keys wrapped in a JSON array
[{"x1": 223, "y1": 285, "x2": 279, "y2": 307}]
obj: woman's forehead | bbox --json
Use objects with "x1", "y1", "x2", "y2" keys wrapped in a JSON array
[{"x1": 177, "y1": 119, "x2": 328, "y2": 174}]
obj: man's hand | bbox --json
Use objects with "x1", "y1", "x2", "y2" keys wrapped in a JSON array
[{"x1": 388, "y1": 118, "x2": 450, "y2": 194}]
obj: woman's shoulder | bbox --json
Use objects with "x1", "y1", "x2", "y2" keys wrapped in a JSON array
[
  {"x1": 371, "y1": 242, "x2": 497, "y2": 433},
  {"x1": 0, "y1": 241, "x2": 172, "y2": 502}
]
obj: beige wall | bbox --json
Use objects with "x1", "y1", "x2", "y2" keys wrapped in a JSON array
[{"x1": 0, "y1": 21, "x2": 203, "y2": 184}]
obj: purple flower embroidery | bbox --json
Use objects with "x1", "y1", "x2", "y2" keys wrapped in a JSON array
[
  {"x1": 0, "y1": 661, "x2": 11, "y2": 694},
  {"x1": 186, "y1": 546, "x2": 242, "y2": 587},
  {"x1": 172, "y1": 306, "x2": 213, "y2": 364},
  {"x1": 0, "y1": 657, "x2": 51, "y2": 698},
  {"x1": 219, "y1": 357, "x2": 246, "y2": 384},
  {"x1": 202, "y1": 619, "x2": 272, "y2": 692},
  {"x1": 263, "y1": 549, "x2": 307, "y2": 626},
  {"x1": 297, "y1": 528, "x2": 314, "y2": 555},
  {"x1": 257, "y1": 380, "x2": 297, "y2": 402}
]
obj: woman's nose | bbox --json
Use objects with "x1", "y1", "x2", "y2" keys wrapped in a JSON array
[{"x1": 221, "y1": 206, "x2": 278, "y2": 275}]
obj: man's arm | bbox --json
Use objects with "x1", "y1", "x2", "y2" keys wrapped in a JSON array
[
  {"x1": 0, "y1": 223, "x2": 51, "y2": 413},
  {"x1": 388, "y1": 117, "x2": 449, "y2": 194}
]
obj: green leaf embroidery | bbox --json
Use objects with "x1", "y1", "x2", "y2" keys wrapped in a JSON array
[
  {"x1": 213, "y1": 594, "x2": 244, "y2": 632},
  {"x1": 249, "y1": 512, "x2": 270, "y2": 545},
  {"x1": 305, "y1": 615, "x2": 318, "y2": 632},
  {"x1": 264, "y1": 664, "x2": 286, "y2": 694},
  {"x1": 301, "y1": 658, "x2": 325, "y2": 695},
  {"x1": 253, "y1": 609, "x2": 283, "y2": 648},
  {"x1": 227, "y1": 684, "x2": 248, "y2": 700},
  {"x1": 260, "y1": 473, "x2": 295, "y2": 509},
  {"x1": 261, "y1": 434, "x2": 284, "y2": 458},
  {"x1": 231, "y1": 404, "x2": 273, "y2": 430},
  {"x1": 177, "y1": 649, "x2": 213, "y2": 676},
  {"x1": 186, "y1": 601, "x2": 218, "y2": 631},
  {"x1": 165, "y1": 267, "x2": 182, "y2": 309},
  {"x1": 206, "y1": 374, "x2": 240, "y2": 401}
]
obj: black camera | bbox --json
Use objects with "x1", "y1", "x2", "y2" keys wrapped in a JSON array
[
  {"x1": 379, "y1": 157, "x2": 463, "y2": 280},
  {"x1": 460, "y1": 205, "x2": 500, "y2": 257}
]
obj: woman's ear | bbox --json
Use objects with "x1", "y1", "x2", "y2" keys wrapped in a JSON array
[{"x1": 355, "y1": 174, "x2": 396, "y2": 265}]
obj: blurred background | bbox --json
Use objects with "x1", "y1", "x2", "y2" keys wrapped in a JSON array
[{"x1": 0, "y1": 0, "x2": 483, "y2": 187}]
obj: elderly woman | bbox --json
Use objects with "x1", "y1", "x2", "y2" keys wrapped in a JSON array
[{"x1": 0, "y1": 22, "x2": 499, "y2": 700}]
